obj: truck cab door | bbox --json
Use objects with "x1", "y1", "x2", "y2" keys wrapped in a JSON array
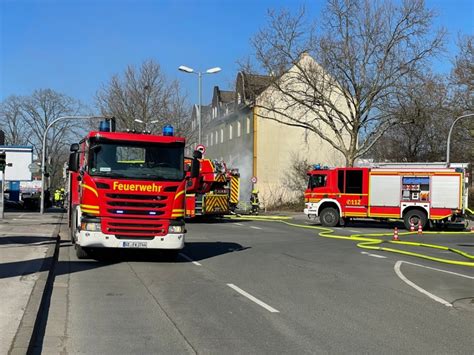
[{"x1": 338, "y1": 169, "x2": 368, "y2": 218}]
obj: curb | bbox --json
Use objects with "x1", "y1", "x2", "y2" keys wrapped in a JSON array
[{"x1": 8, "y1": 215, "x2": 62, "y2": 355}]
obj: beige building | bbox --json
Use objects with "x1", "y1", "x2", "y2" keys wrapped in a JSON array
[{"x1": 195, "y1": 54, "x2": 347, "y2": 207}]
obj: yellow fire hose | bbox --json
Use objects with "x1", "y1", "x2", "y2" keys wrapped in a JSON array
[{"x1": 228, "y1": 215, "x2": 474, "y2": 267}]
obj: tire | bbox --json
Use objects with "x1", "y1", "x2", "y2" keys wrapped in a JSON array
[
  {"x1": 75, "y1": 244, "x2": 90, "y2": 259},
  {"x1": 319, "y1": 207, "x2": 340, "y2": 227},
  {"x1": 70, "y1": 208, "x2": 77, "y2": 244},
  {"x1": 403, "y1": 209, "x2": 427, "y2": 231}
]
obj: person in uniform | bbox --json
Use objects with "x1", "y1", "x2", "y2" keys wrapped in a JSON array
[{"x1": 250, "y1": 189, "x2": 259, "y2": 215}]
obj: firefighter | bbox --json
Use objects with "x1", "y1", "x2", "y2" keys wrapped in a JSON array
[
  {"x1": 250, "y1": 189, "x2": 259, "y2": 215},
  {"x1": 59, "y1": 188, "x2": 65, "y2": 208},
  {"x1": 54, "y1": 189, "x2": 61, "y2": 207}
]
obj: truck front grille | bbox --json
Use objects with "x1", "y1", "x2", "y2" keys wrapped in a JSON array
[
  {"x1": 104, "y1": 219, "x2": 167, "y2": 237},
  {"x1": 104, "y1": 193, "x2": 169, "y2": 217}
]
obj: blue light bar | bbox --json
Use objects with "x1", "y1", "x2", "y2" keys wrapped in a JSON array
[
  {"x1": 99, "y1": 120, "x2": 110, "y2": 132},
  {"x1": 163, "y1": 125, "x2": 174, "y2": 136}
]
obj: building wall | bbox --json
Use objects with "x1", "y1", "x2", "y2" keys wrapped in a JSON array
[
  {"x1": 203, "y1": 108, "x2": 255, "y2": 203},
  {"x1": 255, "y1": 107, "x2": 345, "y2": 207},
  {"x1": 196, "y1": 54, "x2": 351, "y2": 208}
]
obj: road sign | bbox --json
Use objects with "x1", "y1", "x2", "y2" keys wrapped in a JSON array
[
  {"x1": 196, "y1": 144, "x2": 206, "y2": 154},
  {"x1": 28, "y1": 163, "x2": 41, "y2": 174},
  {"x1": 251, "y1": 176, "x2": 257, "y2": 184}
]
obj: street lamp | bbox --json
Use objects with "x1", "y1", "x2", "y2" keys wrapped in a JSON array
[
  {"x1": 446, "y1": 113, "x2": 474, "y2": 167},
  {"x1": 178, "y1": 65, "x2": 222, "y2": 144},
  {"x1": 134, "y1": 119, "x2": 159, "y2": 131}
]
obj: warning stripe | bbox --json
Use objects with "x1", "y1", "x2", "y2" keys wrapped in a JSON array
[
  {"x1": 204, "y1": 195, "x2": 229, "y2": 213},
  {"x1": 230, "y1": 176, "x2": 240, "y2": 204},
  {"x1": 215, "y1": 174, "x2": 226, "y2": 182}
]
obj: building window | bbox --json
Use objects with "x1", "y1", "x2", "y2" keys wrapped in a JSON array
[
  {"x1": 210, "y1": 132, "x2": 213, "y2": 146},
  {"x1": 220, "y1": 129, "x2": 224, "y2": 143},
  {"x1": 215, "y1": 131, "x2": 219, "y2": 145},
  {"x1": 246, "y1": 117, "x2": 250, "y2": 134},
  {"x1": 237, "y1": 93, "x2": 242, "y2": 104},
  {"x1": 213, "y1": 106, "x2": 217, "y2": 119},
  {"x1": 237, "y1": 121, "x2": 241, "y2": 137},
  {"x1": 229, "y1": 124, "x2": 233, "y2": 140},
  {"x1": 205, "y1": 134, "x2": 209, "y2": 147}
]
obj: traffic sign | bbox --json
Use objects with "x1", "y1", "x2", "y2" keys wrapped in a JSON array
[
  {"x1": 196, "y1": 144, "x2": 206, "y2": 154},
  {"x1": 251, "y1": 176, "x2": 257, "y2": 184}
]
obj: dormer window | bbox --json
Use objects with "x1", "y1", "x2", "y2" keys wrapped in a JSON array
[{"x1": 237, "y1": 93, "x2": 242, "y2": 104}]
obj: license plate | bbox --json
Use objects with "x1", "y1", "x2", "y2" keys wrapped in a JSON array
[{"x1": 120, "y1": 241, "x2": 148, "y2": 248}]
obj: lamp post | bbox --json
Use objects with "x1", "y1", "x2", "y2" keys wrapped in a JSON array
[
  {"x1": 40, "y1": 116, "x2": 109, "y2": 214},
  {"x1": 178, "y1": 65, "x2": 221, "y2": 144},
  {"x1": 446, "y1": 113, "x2": 474, "y2": 167},
  {"x1": 134, "y1": 119, "x2": 159, "y2": 132}
]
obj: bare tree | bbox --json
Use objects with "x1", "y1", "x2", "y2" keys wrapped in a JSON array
[
  {"x1": 367, "y1": 72, "x2": 452, "y2": 161},
  {"x1": 450, "y1": 35, "x2": 474, "y2": 113},
  {"x1": 96, "y1": 59, "x2": 190, "y2": 135},
  {"x1": 251, "y1": 0, "x2": 445, "y2": 166},
  {"x1": 21, "y1": 89, "x2": 86, "y2": 188},
  {"x1": 0, "y1": 96, "x2": 29, "y2": 145}
]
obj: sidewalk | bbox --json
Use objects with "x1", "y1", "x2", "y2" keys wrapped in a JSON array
[{"x1": 0, "y1": 212, "x2": 63, "y2": 354}]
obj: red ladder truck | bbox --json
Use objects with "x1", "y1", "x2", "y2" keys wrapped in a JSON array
[
  {"x1": 304, "y1": 162, "x2": 470, "y2": 230},
  {"x1": 67, "y1": 119, "x2": 200, "y2": 259},
  {"x1": 184, "y1": 150, "x2": 240, "y2": 218}
]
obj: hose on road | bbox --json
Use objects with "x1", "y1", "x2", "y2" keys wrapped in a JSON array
[{"x1": 229, "y1": 215, "x2": 474, "y2": 267}]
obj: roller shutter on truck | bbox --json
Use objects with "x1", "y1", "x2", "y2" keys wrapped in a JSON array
[
  {"x1": 431, "y1": 175, "x2": 461, "y2": 209},
  {"x1": 369, "y1": 175, "x2": 401, "y2": 206}
]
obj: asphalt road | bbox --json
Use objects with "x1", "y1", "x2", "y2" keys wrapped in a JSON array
[{"x1": 38, "y1": 217, "x2": 474, "y2": 354}]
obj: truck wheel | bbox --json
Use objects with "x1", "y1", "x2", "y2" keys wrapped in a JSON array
[
  {"x1": 75, "y1": 244, "x2": 90, "y2": 259},
  {"x1": 403, "y1": 210, "x2": 427, "y2": 231},
  {"x1": 320, "y1": 207, "x2": 340, "y2": 227},
  {"x1": 70, "y1": 208, "x2": 77, "y2": 244}
]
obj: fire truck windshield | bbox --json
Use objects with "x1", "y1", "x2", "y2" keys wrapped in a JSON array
[
  {"x1": 308, "y1": 174, "x2": 327, "y2": 189},
  {"x1": 88, "y1": 140, "x2": 184, "y2": 181}
]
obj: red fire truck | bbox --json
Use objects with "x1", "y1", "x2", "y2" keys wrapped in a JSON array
[
  {"x1": 67, "y1": 120, "x2": 199, "y2": 259},
  {"x1": 304, "y1": 163, "x2": 470, "y2": 230},
  {"x1": 184, "y1": 150, "x2": 240, "y2": 218}
]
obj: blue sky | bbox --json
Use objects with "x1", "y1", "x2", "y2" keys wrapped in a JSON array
[{"x1": 1, "y1": 0, "x2": 473, "y2": 109}]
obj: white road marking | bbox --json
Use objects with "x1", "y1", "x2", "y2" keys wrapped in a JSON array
[
  {"x1": 393, "y1": 260, "x2": 473, "y2": 307},
  {"x1": 179, "y1": 253, "x2": 202, "y2": 266},
  {"x1": 227, "y1": 284, "x2": 279, "y2": 313},
  {"x1": 233, "y1": 223, "x2": 244, "y2": 226},
  {"x1": 350, "y1": 230, "x2": 362, "y2": 233},
  {"x1": 361, "y1": 251, "x2": 387, "y2": 259},
  {"x1": 250, "y1": 226, "x2": 262, "y2": 230},
  {"x1": 398, "y1": 260, "x2": 474, "y2": 279}
]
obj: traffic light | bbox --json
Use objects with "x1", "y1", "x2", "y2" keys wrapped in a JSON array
[{"x1": 0, "y1": 151, "x2": 5, "y2": 171}]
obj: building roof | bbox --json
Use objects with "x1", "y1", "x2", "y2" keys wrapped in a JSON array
[
  {"x1": 219, "y1": 90, "x2": 235, "y2": 104},
  {"x1": 243, "y1": 73, "x2": 273, "y2": 96}
]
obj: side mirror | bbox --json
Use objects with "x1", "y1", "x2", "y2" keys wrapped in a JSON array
[
  {"x1": 193, "y1": 150, "x2": 203, "y2": 159},
  {"x1": 191, "y1": 158, "x2": 200, "y2": 179},
  {"x1": 68, "y1": 152, "x2": 79, "y2": 172}
]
